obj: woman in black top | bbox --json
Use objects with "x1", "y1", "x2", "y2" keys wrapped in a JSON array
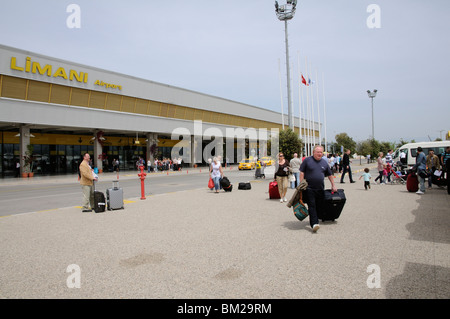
[{"x1": 274, "y1": 152, "x2": 290, "y2": 202}]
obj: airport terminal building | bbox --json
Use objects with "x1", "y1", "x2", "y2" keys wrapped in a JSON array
[{"x1": 0, "y1": 45, "x2": 319, "y2": 177}]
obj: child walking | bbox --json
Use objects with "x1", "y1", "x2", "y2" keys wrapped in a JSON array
[{"x1": 359, "y1": 167, "x2": 372, "y2": 190}]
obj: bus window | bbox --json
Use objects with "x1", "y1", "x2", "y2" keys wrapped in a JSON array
[{"x1": 411, "y1": 148, "x2": 417, "y2": 157}]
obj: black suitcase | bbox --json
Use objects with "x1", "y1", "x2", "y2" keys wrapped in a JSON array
[
  {"x1": 94, "y1": 191, "x2": 106, "y2": 213},
  {"x1": 238, "y1": 182, "x2": 251, "y2": 190},
  {"x1": 93, "y1": 181, "x2": 106, "y2": 213},
  {"x1": 220, "y1": 176, "x2": 233, "y2": 192},
  {"x1": 316, "y1": 189, "x2": 346, "y2": 222}
]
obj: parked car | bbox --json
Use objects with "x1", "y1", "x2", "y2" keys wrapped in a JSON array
[
  {"x1": 238, "y1": 159, "x2": 255, "y2": 170},
  {"x1": 260, "y1": 156, "x2": 274, "y2": 166}
]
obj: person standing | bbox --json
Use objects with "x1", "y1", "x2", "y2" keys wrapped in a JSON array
[
  {"x1": 147, "y1": 159, "x2": 152, "y2": 173},
  {"x1": 440, "y1": 147, "x2": 450, "y2": 179},
  {"x1": 15, "y1": 160, "x2": 20, "y2": 177},
  {"x1": 209, "y1": 157, "x2": 223, "y2": 193},
  {"x1": 426, "y1": 150, "x2": 440, "y2": 189},
  {"x1": 274, "y1": 153, "x2": 290, "y2": 203},
  {"x1": 300, "y1": 145, "x2": 337, "y2": 233},
  {"x1": 340, "y1": 149, "x2": 355, "y2": 183},
  {"x1": 374, "y1": 152, "x2": 385, "y2": 184},
  {"x1": 412, "y1": 147, "x2": 427, "y2": 195},
  {"x1": 79, "y1": 153, "x2": 98, "y2": 212},
  {"x1": 289, "y1": 153, "x2": 302, "y2": 189},
  {"x1": 385, "y1": 150, "x2": 394, "y2": 183},
  {"x1": 441, "y1": 147, "x2": 450, "y2": 194}
]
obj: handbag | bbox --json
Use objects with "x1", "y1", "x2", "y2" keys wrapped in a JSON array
[
  {"x1": 293, "y1": 191, "x2": 309, "y2": 221},
  {"x1": 208, "y1": 178, "x2": 214, "y2": 189},
  {"x1": 289, "y1": 174, "x2": 296, "y2": 182},
  {"x1": 418, "y1": 170, "x2": 429, "y2": 179}
]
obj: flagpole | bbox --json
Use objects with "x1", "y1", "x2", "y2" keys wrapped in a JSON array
[
  {"x1": 322, "y1": 72, "x2": 328, "y2": 153},
  {"x1": 297, "y1": 51, "x2": 303, "y2": 157},
  {"x1": 315, "y1": 69, "x2": 321, "y2": 149},
  {"x1": 278, "y1": 58, "x2": 285, "y2": 130},
  {"x1": 304, "y1": 56, "x2": 310, "y2": 156},
  {"x1": 309, "y1": 61, "x2": 315, "y2": 152}
]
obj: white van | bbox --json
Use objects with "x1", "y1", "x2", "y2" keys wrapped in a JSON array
[{"x1": 392, "y1": 141, "x2": 450, "y2": 167}]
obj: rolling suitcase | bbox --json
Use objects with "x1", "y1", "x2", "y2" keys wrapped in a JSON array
[
  {"x1": 220, "y1": 176, "x2": 233, "y2": 192},
  {"x1": 93, "y1": 181, "x2": 106, "y2": 213},
  {"x1": 255, "y1": 168, "x2": 265, "y2": 179},
  {"x1": 406, "y1": 172, "x2": 419, "y2": 192},
  {"x1": 316, "y1": 189, "x2": 346, "y2": 222},
  {"x1": 269, "y1": 181, "x2": 280, "y2": 199},
  {"x1": 106, "y1": 180, "x2": 124, "y2": 210}
]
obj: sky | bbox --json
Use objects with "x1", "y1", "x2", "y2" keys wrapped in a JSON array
[{"x1": 1, "y1": 0, "x2": 449, "y2": 145}]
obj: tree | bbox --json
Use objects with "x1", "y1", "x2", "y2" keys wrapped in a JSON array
[
  {"x1": 357, "y1": 139, "x2": 381, "y2": 159},
  {"x1": 357, "y1": 139, "x2": 396, "y2": 159},
  {"x1": 277, "y1": 128, "x2": 303, "y2": 161},
  {"x1": 332, "y1": 133, "x2": 356, "y2": 154}
]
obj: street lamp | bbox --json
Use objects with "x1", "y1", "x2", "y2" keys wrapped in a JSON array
[
  {"x1": 275, "y1": 0, "x2": 298, "y2": 129},
  {"x1": 367, "y1": 89, "x2": 377, "y2": 140}
]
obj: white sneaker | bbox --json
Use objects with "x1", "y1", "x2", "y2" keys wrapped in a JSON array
[
  {"x1": 312, "y1": 224, "x2": 320, "y2": 232},
  {"x1": 416, "y1": 190, "x2": 424, "y2": 195},
  {"x1": 283, "y1": 197, "x2": 287, "y2": 202},
  {"x1": 280, "y1": 199, "x2": 284, "y2": 203}
]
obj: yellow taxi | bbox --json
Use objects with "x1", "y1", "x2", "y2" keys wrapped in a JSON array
[
  {"x1": 261, "y1": 156, "x2": 274, "y2": 166},
  {"x1": 238, "y1": 159, "x2": 256, "y2": 170}
]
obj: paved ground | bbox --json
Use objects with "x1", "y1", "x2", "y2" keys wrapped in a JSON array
[{"x1": 0, "y1": 163, "x2": 449, "y2": 299}]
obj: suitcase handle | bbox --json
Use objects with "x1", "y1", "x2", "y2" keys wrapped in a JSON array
[{"x1": 112, "y1": 180, "x2": 119, "y2": 189}]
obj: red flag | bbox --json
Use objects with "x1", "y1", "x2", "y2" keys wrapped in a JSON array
[{"x1": 301, "y1": 74, "x2": 309, "y2": 86}]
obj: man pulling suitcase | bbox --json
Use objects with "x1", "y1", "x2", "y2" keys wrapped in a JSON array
[{"x1": 299, "y1": 145, "x2": 338, "y2": 232}]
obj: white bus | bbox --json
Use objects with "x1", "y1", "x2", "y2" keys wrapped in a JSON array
[{"x1": 392, "y1": 141, "x2": 450, "y2": 167}]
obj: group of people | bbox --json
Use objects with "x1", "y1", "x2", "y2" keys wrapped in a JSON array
[
  {"x1": 136, "y1": 157, "x2": 184, "y2": 173},
  {"x1": 412, "y1": 146, "x2": 450, "y2": 195},
  {"x1": 369, "y1": 147, "x2": 450, "y2": 195},
  {"x1": 373, "y1": 150, "x2": 394, "y2": 185},
  {"x1": 79, "y1": 144, "x2": 450, "y2": 231}
]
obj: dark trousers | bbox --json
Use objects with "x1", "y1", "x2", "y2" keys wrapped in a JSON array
[
  {"x1": 447, "y1": 166, "x2": 450, "y2": 195},
  {"x1": 303, "y1": 188, "x2": 324, "y2": 227},
  {"x1": 340, "y1": 165, "x2": 354, "y2": 182}
]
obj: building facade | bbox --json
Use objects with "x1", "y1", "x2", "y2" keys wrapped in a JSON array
[{"x1": 0, "y1": 45, "x2": 319, "y2": 177}]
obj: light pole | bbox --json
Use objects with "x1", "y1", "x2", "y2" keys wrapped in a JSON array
[
  {"x1": 275, "y1": 0, "x2": 297, "y2": 130},
  {"x1": 367, "y1": 89, "x2": 377, "y2": 140}
]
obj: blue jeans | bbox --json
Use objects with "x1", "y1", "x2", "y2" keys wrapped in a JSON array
[
  {"x1": 290, "y1": 172, "x2": 300, "y2": 189},
  {"x1": 418, "y1": 175, "x2": 426, "y2": 192},
  {"x1": 212, "y1": 176, "x2": 221, "y2": 191}
]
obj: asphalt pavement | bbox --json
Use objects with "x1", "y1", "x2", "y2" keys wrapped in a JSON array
[{"x1": 0, "y1": 162, "x2": 449, "y2": 300}]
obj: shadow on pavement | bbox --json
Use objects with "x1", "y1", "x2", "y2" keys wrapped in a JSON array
[{"x1": 385, "y1": 187, "x2": 450, "y2": 299}]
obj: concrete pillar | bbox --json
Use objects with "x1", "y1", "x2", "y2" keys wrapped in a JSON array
[
  {"x1": 190, "y1": 135, "x2": 196, "y2": 167},
  {"x1": 146, "y1": 133, "x2": 158, "y2": 165},
  {"x1": 93, "y1": 130, "x2": 103, "y2": 171},
  {"x1": 238, "y1": 139, "x2": 246, "y2": 162},
  {"x1": 19, "y1": 125, "x2": 30, "y2": 174}
]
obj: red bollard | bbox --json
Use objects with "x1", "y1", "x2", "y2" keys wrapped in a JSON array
[{"x1": 138, "y1": 165, "x2": 147, "y2": 200}]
